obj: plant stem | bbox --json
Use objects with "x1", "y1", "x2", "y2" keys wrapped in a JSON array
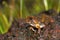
[
  {"x1": 9, "y1": 0, "x2": 15, "y2": 26},
  {"x1": 43, "y1": 0, "x2": 48, "y2": 10},
  {"x1": 57, "y1": 0, "x2": 60, "y2": 13},
  {"x1": 20, "y1": 0, "x2": 23, "y2": 18}
]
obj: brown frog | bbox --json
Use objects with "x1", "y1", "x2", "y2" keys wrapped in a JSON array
[{"x1": 25, "y1": 16, "x2": 45, "y2": 33}]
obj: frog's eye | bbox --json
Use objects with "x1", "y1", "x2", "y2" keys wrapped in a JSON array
[
  {"x1": 26, "y1": 16, "x2": 33, "y2": 23},
  {"x1": 27, "y1": 16, "x2": 35, "y2": 20},
  {"x1": 29, "y1": 17, "x2": 33, "y2": 20}
]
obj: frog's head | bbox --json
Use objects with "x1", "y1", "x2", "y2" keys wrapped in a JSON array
[{"x1": 26, "y1": 16, "x2": 45, "y2": 29}]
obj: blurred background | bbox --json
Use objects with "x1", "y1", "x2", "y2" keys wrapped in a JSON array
[
  {"x1": 22, "y1": 0, "x2": 60, "y2": 17},
  {"x1": 0, "y1": 0, "x2": 20, "y2": 34},
  {"x1": 0, "y1": 0, "x2": 60, "y2": 34}
]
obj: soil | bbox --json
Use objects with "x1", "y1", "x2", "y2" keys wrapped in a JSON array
[{"x1": 0, "y1": 10, "x2": 60, "y2": 40}]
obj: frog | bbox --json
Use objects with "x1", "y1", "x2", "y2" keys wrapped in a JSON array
[{"x1": 25, "y1": 16, "x2": 45, "y2": 33}]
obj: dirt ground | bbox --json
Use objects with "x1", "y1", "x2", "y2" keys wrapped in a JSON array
[{"x1": 0, "y1": 10, "x2": 60, "y2": 40}]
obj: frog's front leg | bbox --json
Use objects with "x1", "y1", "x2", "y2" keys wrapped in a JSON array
[{"x1": 29, "y1": 27, "x2": 36, "y2": 33}]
